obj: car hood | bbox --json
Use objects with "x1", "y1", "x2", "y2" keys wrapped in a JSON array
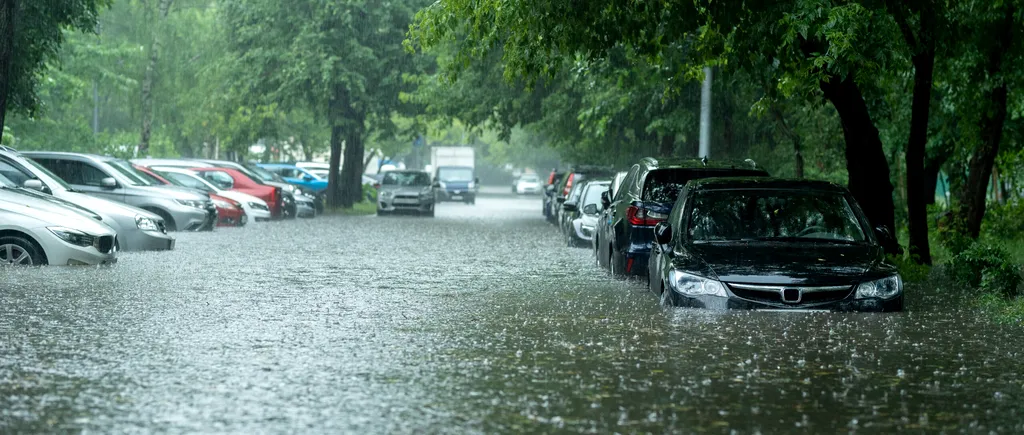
[
  {"x1": 0, "y1": 189, "x2": 114, "y2": 235},
  {"x1": 689, "y1": 243, "x2": 885, "y2": 286},
  {"x1": 58, "y1": 191, "x2": 161, "y2": 221},
  {"x1": 133, "y1": 185, "x2": 209, "y2": 201},
  {"x1": 216, "y1": 190, "x2": 265, "y2": 206}
]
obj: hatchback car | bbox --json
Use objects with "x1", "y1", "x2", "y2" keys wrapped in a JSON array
[
  {"x1": 562, "y1": 180, "x2": 610, "y2": 247},
  {"x1": 377, "y1": 170, "x2": 435, "y2": 216},
  {"x1": 648, "y1": 178, "x2": 903, "y2": 312},
  {"x1": 26, "y1": 152, "x2": 217, "y2": 232},
  {"x1": 0, "y1": 173, "x2": 118, "y2": 265},
  {"x1": 258, "y1": 163, "x2": 328, "y2": 194},
  {"x1": 0, "y1": 147, "x2": 174, "y2": 251},
  {"x1": 596, "y1": 158, "x2": 768, "y2": 276},
  {"x1": 515, "y1": 174, "x2": 542, "y2": 195}
]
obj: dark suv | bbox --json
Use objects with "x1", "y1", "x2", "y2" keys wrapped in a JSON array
[{"x1": 595, "y1": 157, "x2": 769, "y2": 276}]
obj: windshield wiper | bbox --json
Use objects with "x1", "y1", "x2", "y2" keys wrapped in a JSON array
[{"x1": 755, "y1": 236, "x2": 863, "y2": 245}]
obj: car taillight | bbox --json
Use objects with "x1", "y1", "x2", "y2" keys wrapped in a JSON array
[
  {"x1": 626, "y1": 205, "x2": 667, "y2": 226},
  {"x1": 548, "y1": 172, "x2": 556, "y2": 184},
  {"x1": 563, "y1": 174, "x2": 574, "y2": 196}
]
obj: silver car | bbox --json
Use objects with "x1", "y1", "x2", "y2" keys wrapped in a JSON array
[
  {"x1": 0, "y1": 147, "x2": 175, "y2": 251},
  {"x1": 376, "y1": 170, "x2": 435, "y2": 217},
  {"x1": 24, "y1": 152, "x2": 217, "y2": 232}
]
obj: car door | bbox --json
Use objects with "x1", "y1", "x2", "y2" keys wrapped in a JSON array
[
  {"x1": 650, "y1": 186, "x2": 689, "y2": 293},
  {"x1": 610, "y1": 165, "x2": 641, "y2": 254},
  {"x1": 36, "y1": 158, "x2": 125, "y2": 203}
]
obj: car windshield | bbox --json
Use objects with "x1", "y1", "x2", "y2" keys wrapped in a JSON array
[
  {"x1": 520, "y1": 175, "x2": 538, "y2": 182},
  {"x1": 437, "y1": 167, "x2": 473, "y2": 182},
  {"x1": 243, "y1": 164, "x2": 277, "y2": 184},
  {"x1": 688, "y1": 189, "x2": 867, "y2": 243},
  {"x1": 382, "y1": 172, "x2": 430, "y2": 186},
  {"x1": 0, "y1": 172, "x2": 14, "y2": 187},
  {"x1": 107, "y1": 159, "x2": 156, "y2": 186},
  {"x1": 135, "y1": 168, "x2": 169, "y2": 186},
  {"x1": 643, "y1": 169, "x2": 755, "y2": 203},
  {"x1": 23, "y1": 157, "x2": 73, "y2": 191},
  {"x1": 161, "y1": 171, "x2": 215, "y2": 193}
]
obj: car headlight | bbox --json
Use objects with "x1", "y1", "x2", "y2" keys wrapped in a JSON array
[
  {"x1": 668, "y1": 270, "x2": 727, "y2": 296},
  {"x1": 468, "y1": 181, "x2": 476, "y2": 189},
  {"x1": 47, "y1": 226, "x2": 93, "y2": 247},
  {"x1": 855, "y1": 275, "x2": 903, "y2": 299},
  {"x1": 248, "y1": 202, "x2": 269, "y2": 211},
  {"x1": 135, "y1": 215, "x2": 160, "y2": 232},
  {"x1": 176, "y1": 199, "x2": 205, "y2": 209},
  {"x1": 420, "y1": 186, "x2": 433, "y2": 196},
  {"x1": 212, "y1": 199, "x2": 236, "y2": 210},
  {"x1": 380, "y1": 191, "x2": 394, "y2": 198}
]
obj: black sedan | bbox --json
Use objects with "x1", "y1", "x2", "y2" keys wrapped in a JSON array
[{"x1": 648, "y1": 178, "x2": 903, "y2": 312}]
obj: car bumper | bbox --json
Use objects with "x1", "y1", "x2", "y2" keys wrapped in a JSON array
[
  {"x1": 572, "y1": 219, "x2": 596, "y2": 242},
  {"x1": 246, "y1": 207, "x2": 272, "y2": 221},
  {"x1": 517, "y1": 186, "x2": 541, "y2": 194},
  {"x1": 379, "y1": 197, "x2": 433, "y2": 212},
  {"x1": 217, "y1": 208, "x2": 246, "y2": 227},
  {"x1": 437, "y1": 190, "x2": 475, "y2": 201},
  {"x1": 36, "y1": 231, "x2": 118, "y2": 266},
  {"x1": 671, "y1": 293, "x2": 904, "y2": 312},
  {"x1": 296, "y1": 200, "x2": 316, "y2": 218},
  {"x1": 169, "y1": 206, "x2": 216, "y2": 232},
  {"x1": 119, "y1": 229, "x2": 175, "y2": 251}
]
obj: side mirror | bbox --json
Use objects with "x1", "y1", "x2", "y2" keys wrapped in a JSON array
[
  {"x1": 582, "y1": 204, "x2": 599, "y2": 215},
  {"x1": 654, "y1": 222, "x2": 673, "y2": 245},
  {"x1": 22, "y1": 179, "x2": 44, "y2": 191},
  {"x1": 562, "y1": 201, "x2": 578, "y2": 212},
  {"x1": 600, "y1": 191, "x2": 611, "y2": 209},
  {"x1": 556, "y1": 196, "x2": 565, "y2": 204},
  {"x1": 100, "y1": 177, "x2": 118, "y2": 189},
  {"x1": 474, "y1": 177, "x2": 480, "y2": 185},
  {"x1": 874, "y1": 225, "x2": 896, "y2": 246}
]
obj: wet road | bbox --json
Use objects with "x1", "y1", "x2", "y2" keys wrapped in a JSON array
[{"x1": 2, "y1": 188, "x2": 1024, "y2": 433}]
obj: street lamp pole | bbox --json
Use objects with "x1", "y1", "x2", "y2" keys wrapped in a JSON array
[{"x1": 699, "y1": 66, "x2": 713, "y2": 159}]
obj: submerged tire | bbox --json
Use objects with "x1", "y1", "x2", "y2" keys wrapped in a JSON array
[
  {"x1": 660, "y1": 285, "x2": 678, "y2": 307},
  {"x1": 0, "y1": 235, "x2": 46, "y2": 266}
]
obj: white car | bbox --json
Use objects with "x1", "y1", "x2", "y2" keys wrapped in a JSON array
[
  {"x1": 149, "y1": 167, "x2": 273, "y2": 221},
  {"x1": 0, "y1": 174, "x2": 118, "y2": 266},
  {"x1": 515, "y1": 174, "x2": 542, "y2": 194}
]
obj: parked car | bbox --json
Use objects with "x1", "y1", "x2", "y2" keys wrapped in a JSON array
[
  {"x1": 25, "y1": 152, "x2": 217, "y2": 232},
  {"x1": 376, "y1": 170, "x2": 435, "y2": 217},
  {"x1": 258, "y1": 163, "x2": 328, "y2": 194},
  {"x1": 542, "y1": 169, "x2": 566, "y2": 222},
  {"x1": 648, "y1": 177, "x2": 903, "y2": 312},
  {"x1": 593, "y1": 171, "x2": 629, "y2": 258},
  {"x1": 548, "y1": 166, "x2": 617, "y2": 226},
  {"x1": 595, "y1": 157, "x2": 768, "y2": 276},
  {"x1": 562, "y1": 180, "x2": 610, "y2": 247},
  {"x1": 0, "y1": 147, "x2": 174, "y2": 251},
  {"x1": 191, "y1": 167, "x2": 286, "y2": 219},
  {"x1": 515, "y1": 174, "x2": 542, "y2": 195},
  {"x1": 557, "y1": 177, "x2": 591, "y2": 238},
  {"x1": 133, "y1": 166, "x2": 248, "y2": 227},
  {"x1": 0, "y1": 173, "x2": 118, "y2": 265},
  {"x1": 226, "y1": 161, "x2": 317, "y2": 217},
  {"x1": 147, "y1": 167, "x2": 272, "y2": 222}
]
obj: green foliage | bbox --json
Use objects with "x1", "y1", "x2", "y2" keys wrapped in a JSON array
[
  {"x1": 887, "y1": 254, "x2": 931, "y2": 283},
  {"x1": 361, "y1": 183, "x2": 377, "y2": 204},
  {"x1": 981, "y1": 203, "x2": 1024, "y2": 240},
  {"x1": 947, "y1": 242, "x2": 1022, "y2": 298}
]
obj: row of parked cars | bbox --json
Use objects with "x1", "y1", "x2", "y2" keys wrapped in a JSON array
[
  {"x1": 0, "y1": 146, "x2": 344, "y2": 266},
  {"x1": 542, "y1": 157, "x2": 905, "y2": 312}
]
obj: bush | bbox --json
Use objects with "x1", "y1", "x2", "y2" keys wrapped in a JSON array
[
  {"x1": 947, "y1": 242, "x2": 1022, "y2": 298},
  {"x1": 361, "y1": 182, "x2": 377, "y2": 203},
  {"x1": 982, "y1": 202, "x2": 1024, "y2": 240},
  {"x1": 888, "y1": 253, "x2": 930, "y2": 283}
]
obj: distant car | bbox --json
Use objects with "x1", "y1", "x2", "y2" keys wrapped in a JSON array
[
  {"x1": 562, "y1": 180, "x2": 610, "y2": 247},
  {"x1": 232, "y1": 162, "x2": 317, "y2": 217},
  {"x1": 648, "y1": 178, "x2": 903, "y2": 312},
  {"x1": 515, "y1": 174, "x2": 541, "y2": 194},
  {"x1": 258, "y1": 163, "x2": 328, "y2": 194},
  {"x1": 191, "y1": 167, "x2": 286, "y2": 219},
  {"x1": 542, "y1": 169, "x2": 565, "y2": 222},
  {"x1": 596, "y1": 157, "x2": 768, "y2": 276},
  {"x1": 145, "y1": 166, "x2": 272, "y2": 222},
  {"x1": 0, "y1": 146, "x2": 174, "y2": 251},
  {"x1": 376, "y1": 170, "x2": 435, "y2": 217},
  {"x1": 134, "y1": 166, "x2": 249, "y2": 227},
  {"x1": 549, "y1": 166, "x2": 617, "y2": 226},
  {"x1": 433, "y1": 166, "x2": 478, "y2": 204},
  {"x1": 26, "y1": 152, "x2": 217, "y2": 232},
  {"x1": 0, "y1": 173, "x2": 118, "y2": 265}
]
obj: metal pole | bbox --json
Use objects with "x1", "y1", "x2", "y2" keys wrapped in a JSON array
[
  {"x1": 698, "y1": 66, "x2": 713, "y2": 159},
  {"x1": 92, "y1": 81, "x2": 100, "y2": 135}
]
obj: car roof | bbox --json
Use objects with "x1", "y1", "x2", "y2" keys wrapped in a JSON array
[
  {"x1": 21, "y1": 151, "x2": 112, "y2": 162},
  {"x1": 258, "y1": 163, "x2": 300, "y2": 168},
  {"x1": 689, "y1": 177, "x2": 847, "y2": 193},
  {"x1": 639, "y1": 156, "x2": 765, "y2": 172}
]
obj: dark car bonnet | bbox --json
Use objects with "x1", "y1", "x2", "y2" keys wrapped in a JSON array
[{"x1": 690, "y1": 243, "x2": 883, "y2": 286}]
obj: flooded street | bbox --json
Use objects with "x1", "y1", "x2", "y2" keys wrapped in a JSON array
[{"x1": 2, "y1": 188, "x2": 1023, "y2": 433}]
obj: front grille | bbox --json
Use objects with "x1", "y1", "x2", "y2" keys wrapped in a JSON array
[
  {"x1": 95, "y1": 235, "x2": 115, "y2": 254},
  {"x1": 727, "y1": 283, "x2": 853, "y2": 305}
]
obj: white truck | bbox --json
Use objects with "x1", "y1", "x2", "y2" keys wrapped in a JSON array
[{"x1": 429, "y1": 146, "x2": 478, "y2": 204}]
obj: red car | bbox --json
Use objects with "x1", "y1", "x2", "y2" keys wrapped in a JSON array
[
  {"x1": 191, "y1": 167, "x2": 284, "y2": 218},
  {"x1": 134, "y1": 165, "x2": 247, "y2": 227}
]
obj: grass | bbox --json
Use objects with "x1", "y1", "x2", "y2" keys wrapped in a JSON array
[{"x1": 323, "y1": 201, "x2": 377, "y2": 216}]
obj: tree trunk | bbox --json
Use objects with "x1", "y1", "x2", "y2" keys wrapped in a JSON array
[
  {"x1": 900, "y1": 6, "x2": 936, "y2": 264},
  {"x1": 138, "y1": 0, "x2": 172, "y2": 155},
  {"x1": 923, "y1": 154, "x2": 946, "y2": 206},
  {"x1": 956, "y1": 5, "x2": 1015, "y2": 239},
  {"x1": 340, "y1": 128, "x2": 364, "y2": 208},
  {"x1": 0, "y1": 0, "x2": 17, "y2": 139},
  {"x1": 327, "y1": 125, "x2": 344, "y2": 208},
  {"x1": 820, "y1": 73, "x2": 900, "y2": 254},
  {"x1": 658, "y1": 133, "x2": 674, "y2": 157},
  {"x1": 771, "y1": 104, "x2": 804, "y2": 178}
]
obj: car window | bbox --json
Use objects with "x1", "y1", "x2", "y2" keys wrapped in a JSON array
[
  {"x1": 687, "y1": 189, "x2": 867, "y2": 243},
  {"x1": 583, "y1": 183, "x2": 608, "y2": 206},
  {"x1": 614, "y1": 165, "x2": 639, "y2": 201},
  {"x1": 106, "y1": 160, "x2": 154, "y2": 186},
  {"x1": 23, "y1": 158, "x2": 73, "y2": 191},
  {"x1": 437, "y1": 167, "x2": 473, "y2": 182},
  {"x1": 198, "y1": 171, "x2": 236, "y2": 189},
  {"x1": 165, "y1": 172, "x2": 214, "y2": 192},
  {"x1": 45, "y1": 160, "x2": 110, "y2": 187},
  {"x1": 134, "y1": 168, "x2": 167, "y2": 185},
  {"x1": 0, "y1": 159, "x2": 31, "y2": 186},
  {"x1": 382, "y1": 172, "x2": 430, "y2": 186}
]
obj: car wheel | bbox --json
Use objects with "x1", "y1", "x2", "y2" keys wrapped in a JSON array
[
  {"x1": 0, "y1": 235, "x2": 46, "y2": 266},
  {"x1": 660, "y1": 284, "x2": 678, "y2": 307},
  {"x1": 424, "y1": 205, "x2": 435, "y2": 218},
  {"x1": 146, "y1": 208, "x2": 176, "y2": 232}
]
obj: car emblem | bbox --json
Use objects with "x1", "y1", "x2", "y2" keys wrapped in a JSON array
[{"x1": 781, "y1": 288, "x2": 802, "y2": 303}]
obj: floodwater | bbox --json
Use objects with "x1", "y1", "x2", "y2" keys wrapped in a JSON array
[{"x1": 2, "y1": 188, "x2": 1023, "y2": 433}]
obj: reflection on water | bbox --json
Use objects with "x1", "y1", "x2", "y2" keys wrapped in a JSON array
[{"x1": 1, "y1": 191, "x2": 1022, "y2": 432}]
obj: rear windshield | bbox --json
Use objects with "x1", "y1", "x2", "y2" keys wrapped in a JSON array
[{"x1": 642, "y1": 169, "x2": 762, "y2": 203}]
